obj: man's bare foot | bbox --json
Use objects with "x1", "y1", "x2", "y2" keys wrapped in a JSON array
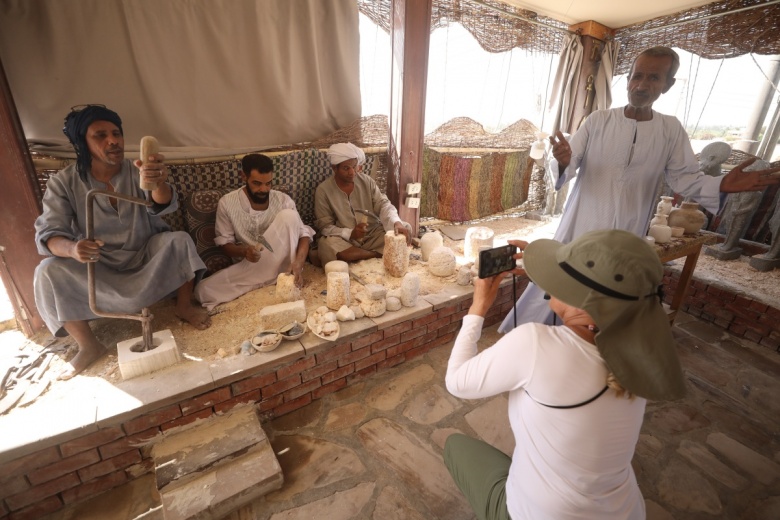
[
  {"x1": 58, "y1": 346, "x2": 106, "y2": 380},
  {"x1": 176, "y1": 304, "x2": 212, "y2": 330}
]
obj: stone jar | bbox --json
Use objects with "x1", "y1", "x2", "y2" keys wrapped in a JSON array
[
  {"x1": 420, "y1": 231, "x2": 443, "y2": 262},
  {"x1": 667, "y1": 202, "x2": 706, "y2": 234},
  {"x1": 649, "y1": 224, "x2": 672, "y2": 244},
  {"x1": 649, "y1": 213, "x2": 668, "y2": 228},
  {"x1": 656, "y1": 196, "x2": 674, "y2": 216}
]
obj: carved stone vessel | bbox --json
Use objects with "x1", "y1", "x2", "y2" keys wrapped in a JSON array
[{"x1": 667, "y1": 202, "x2": 706, "y2": 234}]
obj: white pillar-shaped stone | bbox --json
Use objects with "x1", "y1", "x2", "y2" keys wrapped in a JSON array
[
  {"x1": 464, "y1": 226, "x2": 494, "y2": 261},
  {"x1": 400, "y1": 272, "x2": 420, "y2": 307},
  {"x1": 324, "y1": 260, "x2": 349, "y2": 276},
  {"x1": 420, "y1": 231, "x2": 443, "y2": 261},
  {"x1": 326, "y1": 272, "x2": 350, "y2": 310},
  {"x1": 383, "y1": 231, "x2": 409, "y2": 277}
]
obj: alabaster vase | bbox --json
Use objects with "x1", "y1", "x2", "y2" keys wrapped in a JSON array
[
  {"x1": 667, "y1": 202, "x2": 706, "y2": 234},
  {"x1": 656, "y1": 196, "x2": 674, "y2": 216}
]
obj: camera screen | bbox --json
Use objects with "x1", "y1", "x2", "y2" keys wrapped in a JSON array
[{"x1": 478, "y1": 245, "x2": 517, "y2": 279}]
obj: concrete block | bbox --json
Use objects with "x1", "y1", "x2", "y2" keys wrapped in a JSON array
[{"x1": 118, "y1": 329, "x2": 181, "y2": 380}]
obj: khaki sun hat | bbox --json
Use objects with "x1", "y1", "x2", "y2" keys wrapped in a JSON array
[{"x1": 522, "y1": 229, "x2": 685, "y2": 401}]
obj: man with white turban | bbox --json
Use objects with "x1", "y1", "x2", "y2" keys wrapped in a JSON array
[{"x1": 314, "y1": 143, "x2": 412, "y2": 263}]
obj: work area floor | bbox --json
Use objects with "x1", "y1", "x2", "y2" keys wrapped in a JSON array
[{"x1": 44, "y1": 311, "x2": 780, "y2": 520}]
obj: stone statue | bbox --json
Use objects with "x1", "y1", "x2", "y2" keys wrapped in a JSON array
[
  {"x1": 749, "y1": 192, "x2": 780, "y2": 272},
  {"x1": 706, "y1": 159, "x2": 770, "y2": 261},
  {"x1": 698, "y1": 141, "x2": 732, "y2": 177}
]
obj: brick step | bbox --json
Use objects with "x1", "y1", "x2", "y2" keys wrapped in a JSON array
[{"x1": 150, "y1": 405, "x2": 283, "y2": 520}]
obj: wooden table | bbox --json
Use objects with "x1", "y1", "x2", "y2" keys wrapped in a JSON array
[{"x1": 653, "y1": 231, "x2": 717, "y2": 324}]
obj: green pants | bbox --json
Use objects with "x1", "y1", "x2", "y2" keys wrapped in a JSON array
[{"x1": 444, "y1": 434, "x2": 512, "y2": 520}]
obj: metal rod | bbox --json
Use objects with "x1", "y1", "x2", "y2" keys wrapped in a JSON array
[
  {"x1": 628, "y1": 0, "x2": 780, "y2": 37},
  {"x1": 469, "y1": 0, "x2": 575, "y2": 35},
  {"x1": 86, "y1": 189, "x2": 156, "y2": 350}
]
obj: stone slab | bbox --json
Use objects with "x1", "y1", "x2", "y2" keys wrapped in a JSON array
[
  {"x1": 160, "y1": 440, "x2": 283, "y2": 520},
  {"x1": 465, "y1": 395, "x2": 514, "y2": 456},
  {"x1": 268, "y1": 482, "x2": 374, "y2": 520},
  {"x1": 265, "y1": 435, "x2": 365, "y2": 502},
  {"x1": 356, "y1": 417, "x2": 472, "y2": 520},
  {"x1": 152, "y1": 406, "x2": 267, "y2": 489},
  {"x1": 365, "y1": 364, "x2": 435, "y2": 411},
  {"x1": 707, "y1": 432, "x2": 780, "y2": 485},
  {"x1": 403, "y1": 384, "x2": 461, "y2": 425}
]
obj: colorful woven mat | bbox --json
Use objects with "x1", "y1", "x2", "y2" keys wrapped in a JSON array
[{"x1": 422, "y1": 148, "x2": 532, "y2": 221}]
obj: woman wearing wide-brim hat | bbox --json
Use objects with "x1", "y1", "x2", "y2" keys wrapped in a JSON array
[{"x1": 444, "y1": 229, "x2": 685, "y2": 520}]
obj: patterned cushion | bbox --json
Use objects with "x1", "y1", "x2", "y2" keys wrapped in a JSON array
[{"x1": 183, "y1": 189, "x2": 232, "y2": 276}]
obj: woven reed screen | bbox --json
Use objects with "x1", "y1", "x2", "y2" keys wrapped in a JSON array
[
  {"x1": 614, "y1": 0, "x2": 780, "y2": 75},
  {"x1": 358, "y1": 0, "x2": 567, "y2": 55}
]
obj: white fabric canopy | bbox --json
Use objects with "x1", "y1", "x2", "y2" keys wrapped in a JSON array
[{"x1": 0, "y1": 0, "x2": 361, "y2": 158}]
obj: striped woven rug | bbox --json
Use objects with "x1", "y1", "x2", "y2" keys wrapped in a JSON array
[{"x1": 422, "y1": 148, "x2": 532, "y2": 221}]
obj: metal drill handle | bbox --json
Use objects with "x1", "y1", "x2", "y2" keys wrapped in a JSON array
[{"x1": 86, "y1": 189, "x2": 156, "y2": 350}]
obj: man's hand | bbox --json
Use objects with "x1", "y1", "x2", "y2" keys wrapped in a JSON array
[
  {"x1": 351, "y1": 222, "x2": 369, "y2": 241},
  {"x1": 134, "y1": 152, "x2": 169, "y2": 187},
  {"x1": 549, "y1": 131, "x2": 572, "y2": 171},
  {"x1": 290, "y1": 261, "x2": 305, "y2": 288},
  {"x1": 394, "y1": 221, "x2": 412, "y2": 246},
  {"x1": 72, "y1": 239, "x2": 105, "y2": 263},
  {"x1": 720, "y1": 158, "x2": 780, "y2": 193},
  {"x1": 244, "y1": 244, "x2": 262, "y2": 263}
]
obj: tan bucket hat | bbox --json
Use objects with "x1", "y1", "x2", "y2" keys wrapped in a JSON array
[{"x1": 522, "y1": 229, "x2": 685, "y2": 401}]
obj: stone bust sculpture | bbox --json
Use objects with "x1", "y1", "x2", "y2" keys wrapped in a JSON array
[{"x1": 699, "y1": 141, "x2": 732, "y2": 177}]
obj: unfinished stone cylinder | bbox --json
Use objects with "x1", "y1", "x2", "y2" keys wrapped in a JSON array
[
  {"x1": 275, "y1": 273, "x2": 300, "y2": 303},
  {"x1": 400, "y1": 272, "x2": 420, "y2": 307},
  {"x1": 326, "y1": 272, "x2": 350, "y2": 310},
  {"x1": 420, "y1": 231, "x2": 443, "y2": 262},
  {"x1": 429, "y1": 246, "x2": 456, "y2": 277},
  {"x1": 464, "y1": 226, "x2": 494, "y2": 261},
  {"x1": 324, "y1": 260, "x2": 349, "y2": 275},
  {"x1": 383, "y1": 231, "x2": 409, "y2": 277}
]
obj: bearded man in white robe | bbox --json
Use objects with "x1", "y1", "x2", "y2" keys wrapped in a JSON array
[{"x1": 194, "y1": 153, "x2": 314, "y2": 310}]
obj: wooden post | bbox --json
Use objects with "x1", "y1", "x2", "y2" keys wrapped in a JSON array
[
  {"x1": 388, "y1": 0, "x2": 432, "y2": 237},
  {"x1": 566, "y1": 21, "x2": 615, "y2": 135},
  {"x1": 0, "y1": 57, "x2": 45, "y2": 335}
]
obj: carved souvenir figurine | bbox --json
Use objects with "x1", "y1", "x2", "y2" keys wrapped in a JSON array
[
  {"x1": 656, "y1": 196, "x2": 674, "y2": 216},
  {"x1": 698, "y1": 141, "x2": 732, "y2": 177},
  {"x1": 749, "y1": 193, "x2": 780, "y2": 272},
  {"x1": 706, "y1": 159, "x2": 770, "y2": 261}
]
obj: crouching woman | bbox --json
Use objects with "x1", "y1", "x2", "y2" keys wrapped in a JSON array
[{"x1": 444, "y1": 229, "x2": 685, "y2": 520}]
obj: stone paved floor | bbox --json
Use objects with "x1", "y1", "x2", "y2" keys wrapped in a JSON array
[{"x1": 46, "y1": 312, "x2": 780, "y2": 520}]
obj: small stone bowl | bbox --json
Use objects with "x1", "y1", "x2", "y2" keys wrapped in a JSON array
[
  {"x1": 251, "y1": 331, "x2": 282, "y2": 352},
  {"x1": 670, "y1": 226, "x2": 685, "y2": 238},
  {"x1": 279, "y1": 321, "x2": 306, "y2": 341},
  {"x1": 644, "y1": 236, "x2": 656, "y2": 246}
]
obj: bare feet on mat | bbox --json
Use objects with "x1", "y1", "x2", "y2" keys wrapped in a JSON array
[
  {"x1": 176, "y1": 303, "x2": 212, "y2": 330},
  {"x1": 57, "y1": 344, "x2": 106, "y2": 380}
]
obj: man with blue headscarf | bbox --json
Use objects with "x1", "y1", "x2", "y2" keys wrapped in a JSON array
[{"x1": 34, "y1": 105, "x2": 211, "y2": 379}]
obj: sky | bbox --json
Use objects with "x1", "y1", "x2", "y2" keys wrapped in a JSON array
[{"x1": 359, "y1": 14, "x2": 780, "y2": 157}]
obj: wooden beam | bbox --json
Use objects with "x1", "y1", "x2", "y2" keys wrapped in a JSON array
[
  {"x1": 0, "y1": 57, "x2": 45, "y2": 335},
  {"x1": 388, "y1": 0, "x2": 432, "y2": 237}
]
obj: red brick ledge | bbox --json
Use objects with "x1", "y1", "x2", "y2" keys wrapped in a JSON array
[
  {"x1": 0, "y1": 277, "x2": 528, "y2": 520},
  {"x1": 663, "y1": 268, "x2": 780, "y2": 351}
]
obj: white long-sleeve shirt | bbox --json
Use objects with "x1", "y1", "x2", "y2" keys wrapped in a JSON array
[{"x1": 447, "y1": 315, "x2": 647, "y2": 520}]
